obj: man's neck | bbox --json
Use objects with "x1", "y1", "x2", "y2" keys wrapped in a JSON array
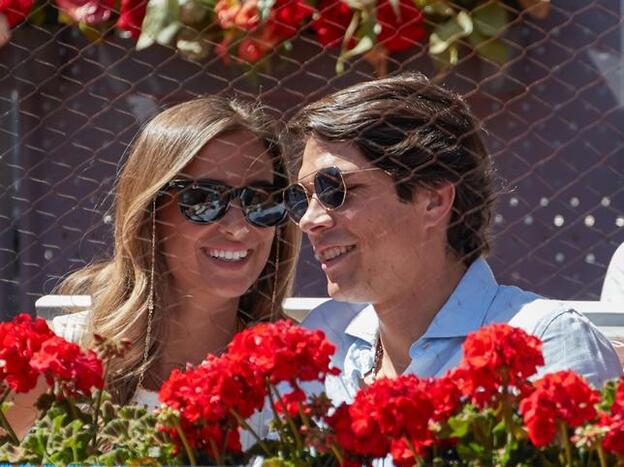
[{"x1": 375, "y1": 257, "x2": 467, "y2": 376}]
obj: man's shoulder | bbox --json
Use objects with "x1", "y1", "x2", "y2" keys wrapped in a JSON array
[
  {"x1": 488, "y1": 284, "x2": 591, "y2": 336},
  {"x1": 505, "y1": 296, "x2": 587, "y2": 336},
  {"x1": 301, "y1": 300, "x2": 369, "y2": 344}
]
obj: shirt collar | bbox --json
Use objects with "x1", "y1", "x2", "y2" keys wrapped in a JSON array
[
  {"x1": 344, "y1": 304, "x2": 378, "y2": 345},
  {"x1": 421, "y1": 257, "x2": 499, "y2": 338},
  {"x1": 343, "y1": 258, "x2": 499, "y2": 343}
]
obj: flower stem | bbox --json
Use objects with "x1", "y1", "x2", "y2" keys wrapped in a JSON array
[
  {"x1": 596, "y1": 444, "x2": 608, "y2": 467},
  {"x1": 559, "y1": 421, "x2": 572, "y2": 467},
  {"x1": 406, "y1": 438, "x2": 423, "y2": 466},
  {"x1": 330, "y1": 443, "x2": 344, "y2": 466},
  {"x1": 266, "y1": 381, "x2": 289, "y2": 445},
  {"x1": 0, "y1": 387, "x2": 19, "y2": 444},
  {"x1": 229, "y1": 408, "x2": 271, "y2": 456},
  {"x1": 209, "y1": 437, "x2": 225, "y2": 466},
  {"x1": 91, "y1": 362, "x2": 109, "y2": 449},
  {"x1": 272, "y1": 385, "x2": 303, "y2": 452},
  {"x1": 66, "y1": 395, "x2": 80, "y2": 421},
  {"x1": 501, "y1": 394, "x2": 515, "y2": 446},
  {"x1": 173, "y1": 417, "x2": 197, "y2": 466}
]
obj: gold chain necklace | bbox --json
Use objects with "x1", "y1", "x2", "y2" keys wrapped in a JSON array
[{"x1": 363, "y1": 335, "x2": 384, "y2": 385}]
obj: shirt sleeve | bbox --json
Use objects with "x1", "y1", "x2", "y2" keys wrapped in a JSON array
[{"x1": 537, "y1": 309, "x2": 622, "y2": 388}]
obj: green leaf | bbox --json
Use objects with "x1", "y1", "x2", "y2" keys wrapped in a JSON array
[
  {"x1": 35, "y1": 392, "x2": 56, "y2": 412},
  {"x1": 263, "y1": 458, "x2": 291, "y2": 467},
  {"x1": 136, "y1": 0, "x2": 181, "y2": 50},
  {"x1": 1, "y1": 400, "x2": 12, "y2": 413},
  {"x1": 598, "y1": 379, "x2": 618, "y2": 411},
  {"x1": 448, "y1": 414, "x2": 471, "y2": 438},
  {"x1": 179, "y1": 0, "x2": 211, "y2": 25},
  {"x1": 57, "y1": 11, "x2": 74, "y2": 25},
  {"x1": 453, "y1": 0, "x2": 480, "y2": 7},
  {"x1": 79, "y1": 22, "x2": 104, "y2": 42},
  {"x1": 258, "y1": 0, "x2": 276, "y2": 21},
  {"x1": 472, "y1": 1, "x2": 509, "y2": 37},
  {"x1": 27, "y1": 3, "x2": 47, "y2": 26},
  {"x1": 421, "y1": 0, "x2": 454, "y2": 18},
  {"x1": 468, "y1": 29, "x2": 508, "y2": 65},
  {"x1": 430, "y1": 43, "x2": 458, "y2": 72},
  {"x1": 429, "y1": 10, "x2": 473, "y2": 55},
  {"x1": 496, "y1": 436, "x2": 519, "y2": 467},
  {"x1": 336, "y1": 35, "x2": 373, "y2": 74}
]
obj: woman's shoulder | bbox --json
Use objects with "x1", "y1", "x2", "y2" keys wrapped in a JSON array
[{"x1": 50, "y1": 310, "x2": 90, "y2": 344}]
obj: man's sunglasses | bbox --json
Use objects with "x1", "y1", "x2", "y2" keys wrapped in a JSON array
[
  {"x1": 163, "y1": 179, "x2": 288, "y2": 227},
  {"x1": 285, "y1": 166, "x2": 381, "y2": 223}
]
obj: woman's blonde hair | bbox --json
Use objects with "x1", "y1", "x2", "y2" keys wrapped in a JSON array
[{"x1": 58, "y1": 97, "x2": 300, "y2": 403}]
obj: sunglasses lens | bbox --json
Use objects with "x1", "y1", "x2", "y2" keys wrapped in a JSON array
[
  {"x1": 284, "y1": 185, "x2": 309, "y2": 223},
  {"x1": 315, "y1": 167, "x2": 345, "y2": 209},
  {"x1": 241, "y1": 187, "x2": 287, "y2": 227},
  {"x1": 178, "y1": 185, "x2": 226, "y2": 223}
]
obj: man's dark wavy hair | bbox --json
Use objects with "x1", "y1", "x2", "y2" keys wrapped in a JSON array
[{"x1": 288, "y1": 72, "x2": 496, "y2": 265}]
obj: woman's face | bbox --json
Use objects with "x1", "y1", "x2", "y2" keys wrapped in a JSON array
[{"x1": 157, "y1": 130, "x2": 277, "y2": 301}]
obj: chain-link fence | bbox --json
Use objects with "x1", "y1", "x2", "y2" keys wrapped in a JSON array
[{"x1": 0, "y1": 0, "x2": 623, "y2": 319}]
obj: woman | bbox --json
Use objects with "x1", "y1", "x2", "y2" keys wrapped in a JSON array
[{"x1": 8, "y1": 96, "x2": 300, "y2": 439}]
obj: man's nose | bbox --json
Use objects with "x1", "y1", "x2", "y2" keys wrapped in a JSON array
[{"x1": 298, "y1": 195, "x2": 335, "y2": 235}]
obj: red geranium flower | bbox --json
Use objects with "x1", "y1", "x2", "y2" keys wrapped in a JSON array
[
  {"x1": 453, "y1": 323, "x2": 544, "y2": 407},
  {"x1": 267, "y1": 0, "x2": 313, "y2": 40},
  {"x1": 215, "y1": 0, "x2": 260, "y2": 30},
  {"x1": 329, "y1": 375, "x2": 436, "y2": 465},
  {"x1": 0, "y1": 313, "x2": 55, "y2": 393},
  {"x1": 611, "y1": 375, "x2": 624, "y2": 417},
  {"x1": 312, "y1": 0, "x2": 354, "y2": 48},
  {"x1": 227, "y1": 320, "x2": 339, "y2": 386},
  {"x1": 0, "y1": 0, "x2": 32, "y2": 27},
  {"x1": 519, "y1": 371, "x2": 599, "y2": 447},
  {"x1": 596, "y1": 376, "x2": 624, "y2": 457},
  {"x1": 599, "y1": 412, "x2": 624, "y2": 457},
  {"x1": 424, "y1": 375, "x2": 462, "y2": 423},
  {"x1": 215, "y1": 0, "x2": 237, "y2": 28},
  {"x1": 117, "y1": 0, "x2": 146, "y2": 39},
  {"x1": 30, "y1": 335, "x2": 104, "y2": 397},
  {"x1": 238, "y1": 35, "x2": 264, "y2": 62},
  {"x1": 376, "y1": 0, "x2": 425, "y2": 52},
  {"x1": 55, "y1": 0, "x2": 114, "y2": 24},
  {"x1": 275, "y1": 385, "x2": 307, "y2": 417},
  {"x1": 159, "y1": 353, "x2": 266, "y2": 458}
]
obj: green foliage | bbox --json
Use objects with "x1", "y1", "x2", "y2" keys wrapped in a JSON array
[
  {"x1": 0, "y1": 393, "x2": 178, "y2": 465},
  {"x1": 137, "y1": 0, "x2": 182, "y2": 49}
]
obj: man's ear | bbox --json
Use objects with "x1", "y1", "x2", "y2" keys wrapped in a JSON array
[{"x1": 422, "y1": 182, "x2": 455, "y2": 228}]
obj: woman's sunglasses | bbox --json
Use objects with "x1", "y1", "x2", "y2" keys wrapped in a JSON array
[
  {"x1": 163, "y1": 179, "x2": 288, "y2": 227},
  {"x1": 284, "y1": 166, "x2": 387, "y2": 223}
]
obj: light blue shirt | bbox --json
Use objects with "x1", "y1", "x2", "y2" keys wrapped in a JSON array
[{"x1": 303, "y1": 258, "x2": 622, "y2": 406}]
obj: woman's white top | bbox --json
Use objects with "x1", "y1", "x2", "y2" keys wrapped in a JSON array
[{"x1": 50, "y1": 311, "x2": 268, "y2": 450}]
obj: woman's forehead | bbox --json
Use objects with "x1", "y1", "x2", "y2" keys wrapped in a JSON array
[{"x1": 179, "y1": 131, "x2": 274, "y2": 183}]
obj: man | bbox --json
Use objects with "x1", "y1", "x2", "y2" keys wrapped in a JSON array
[{"x1": 285, "y1": 73, "x2": 621, "y2": 405}]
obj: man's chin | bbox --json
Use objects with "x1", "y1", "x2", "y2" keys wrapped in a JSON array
[{"x1": 326, "y1": 280, "x2": 370, "y2": 304}]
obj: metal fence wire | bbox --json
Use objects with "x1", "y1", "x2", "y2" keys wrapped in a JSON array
[{"x1": 0, "y1": 0, "x2": 622, "y2": 318}]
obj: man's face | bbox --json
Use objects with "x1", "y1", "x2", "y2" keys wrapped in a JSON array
[{"x1": 297, "y1": 137, "x2": 441, "y2": 304}]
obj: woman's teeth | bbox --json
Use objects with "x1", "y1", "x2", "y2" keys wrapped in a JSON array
[
  {"x1": 317, "y1": 245, "x2": 355, "y2": 261},
  {"x1": 208, "y1": 249, "x2": 249, "y2": 261}
]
